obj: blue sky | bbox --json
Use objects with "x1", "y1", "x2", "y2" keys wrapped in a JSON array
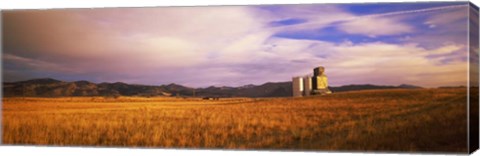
[
  {"x1": 2, "y1": 2, "x2": 476, "y2": 87},
  {"x1": 265, "y1": 2, "x2": 467, "y2": 46}
]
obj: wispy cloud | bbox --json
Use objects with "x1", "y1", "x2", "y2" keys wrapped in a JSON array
[
  {"x1": 262, "y1": 38, "x2": 467, "y2": 87},
  {"x1": 267, "y1": 4, "x2": 468, "y2": 37},
  {"x1": 3, "y1": 53, "x2": 75, "y2": 72},
  {"x1": 337, "y1": 16, "x2": 413, "y2": 37}
]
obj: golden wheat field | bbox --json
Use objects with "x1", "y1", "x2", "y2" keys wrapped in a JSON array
[{"x1": 2, "y1": 88, "x2": 470, "y2": 152}]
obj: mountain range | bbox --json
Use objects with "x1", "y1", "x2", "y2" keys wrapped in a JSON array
[{"x1": 2, "y1": 78, "x2": 422, "y2": 98}]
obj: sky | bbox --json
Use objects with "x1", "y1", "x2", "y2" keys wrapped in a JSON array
[{"x1": 2, "y1": 2, "x2": 477, "y2": 87}]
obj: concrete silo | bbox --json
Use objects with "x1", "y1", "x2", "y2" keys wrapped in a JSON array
[
  {"x1": 292, "y1": 77, "x2": 304, "y2": 97},
  {"x1": 312, "y1": 66, "x2": 332, "y2": 95},
  {"x1": 303, "y1": 76, "x2": 312, "y2": 96}
]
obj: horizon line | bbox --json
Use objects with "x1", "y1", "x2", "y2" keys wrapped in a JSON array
[{"x1": 2, "y1": 77, "x2": 461, "y2": 89}]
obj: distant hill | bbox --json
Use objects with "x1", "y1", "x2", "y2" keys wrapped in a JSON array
[
  {"x1": 329, "y1": 84, "x2": 422, "y2": 93},
  {"x1": 195, "y1": 82, "x2": 292, "y2": 98},
  {"x1": 3, "y1": 78, "x2": 421, "y2": 98},
  {"x1": 3, "y1": 78, "x2": 170, "y2": 97}
]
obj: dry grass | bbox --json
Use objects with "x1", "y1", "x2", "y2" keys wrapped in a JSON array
[{"x1": 2, "y1": 88, "x2": 468, "y2": 153}]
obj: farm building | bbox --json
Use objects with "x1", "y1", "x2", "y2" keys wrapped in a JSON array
[{"x1": 292, "y1": 66, "x2": 332, "y2": 97}]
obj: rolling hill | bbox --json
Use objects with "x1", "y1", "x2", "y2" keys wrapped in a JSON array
[{"x1": 2, "y1": 78, "x2": 422, "y2": 97}]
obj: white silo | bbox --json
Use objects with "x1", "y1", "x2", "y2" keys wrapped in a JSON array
[{"x1": 292, "y1": 77, "x2": 304, "y2": 97}]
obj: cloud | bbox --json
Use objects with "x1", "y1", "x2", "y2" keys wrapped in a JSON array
[
  {"x1": 269, "y1": 4, "x2": 469, "y2": 39},
  {"x1": 400, "y1": 5, "x2": 468, "y2": 50},
  {"x1": 3, "y1": 53, "x2": 74, "y2": 73},
  {"x1": 338, "y1": 4, "x2": 468, "y2": 35},
  {"x1": 258, "y1": 38, "x2": 468, "y2": 87},
  {"x1": 337, "y1": 16, "x2": 413, "y2": 37},
  {"x1": 257, "y1": 5, "x2": 355, "y2": 32},
  {"x1": 2, "y1": 6, "x2": 273, "y2": 84},
  {"x1": 206, "y1": 35, "x2": 468, "y2": 87},
  {"x1": 2, "y1": 3, "x2": 471, "y2": 87},
  {"x1": 424, "y1": 5, "x2": 468, "y2": 28}
]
